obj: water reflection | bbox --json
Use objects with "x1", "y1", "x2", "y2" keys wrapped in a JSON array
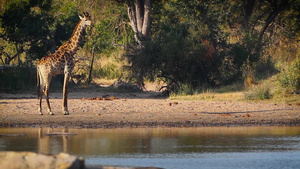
[
  {"x1": 0, "y1": 127, "x2": 300, "y2": 168},
  {"x1": 1, "y1": 127, "x2": 300, "y2": 155}
]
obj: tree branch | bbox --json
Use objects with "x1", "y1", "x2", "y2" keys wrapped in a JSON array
[
  {"x1": 112, "y1": 38, "x2": 126, "y2": 49},
  {"x1": 243, "y1": 0, "x2": 255, "y2": 29},
  {"x1": 258, "y1": 0, "x2": 290, "y2": 42}
]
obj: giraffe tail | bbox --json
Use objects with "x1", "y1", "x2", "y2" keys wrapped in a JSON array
[{"x1": 37, "y1": 67, "x2": 42, "y2": 99}]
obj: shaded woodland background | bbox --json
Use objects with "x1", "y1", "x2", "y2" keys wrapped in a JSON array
[{"x1": 0, "y1": 0, "x2": 299, "y2": 99}]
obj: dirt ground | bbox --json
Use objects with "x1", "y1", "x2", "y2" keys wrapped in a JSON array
[{"x1": 0, "y1": 87, "x2": 300, "y2": 128}]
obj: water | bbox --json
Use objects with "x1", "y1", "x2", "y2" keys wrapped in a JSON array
[{"x1": 0, "y1": 127, "x2": 300, "y2": 169}]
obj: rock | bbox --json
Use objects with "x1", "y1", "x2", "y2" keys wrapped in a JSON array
[{"x1": 0, "y1": 151, "x2": 84, "y2": 169}]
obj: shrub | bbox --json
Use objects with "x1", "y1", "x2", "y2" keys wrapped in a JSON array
[
  {"x1": 123, "y1": 23, "x2": 227, "y2": 94},
  {"x1": 241, "y1": 58, "x2": 257, "y2": 88},
  {"x1": 278, "y1": 59, "x2": 300, "y2": 93},
  {"x1": 0, "y1": 66, "x2": 36, "y2": 90},
  {"x1": 244, "y1": 84, "x2": 272, "y2": 100}
]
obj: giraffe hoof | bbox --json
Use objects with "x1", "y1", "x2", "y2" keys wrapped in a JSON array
[
  {"x1": 49, "y1": 112, "x2": 55, "y2": 115},
  {"x1": 39, "y1": 109, "x2": 43, "y2": 115},
  {"x1": 64, "y1": 112, "x2": 69, "y2": 115}
]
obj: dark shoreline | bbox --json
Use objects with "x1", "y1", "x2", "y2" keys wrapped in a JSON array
[{"x1": 1, "y1": 119, "x2": 300, "y2": 129}]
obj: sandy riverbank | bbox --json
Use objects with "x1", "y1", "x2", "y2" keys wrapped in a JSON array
[{"x1": 1, "y1": 87, "x2": 299, "y2": 128}]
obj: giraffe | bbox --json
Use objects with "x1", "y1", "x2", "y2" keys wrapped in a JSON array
[{"x1": 37, "y1": 12, "x2": 92, "y2": 115}]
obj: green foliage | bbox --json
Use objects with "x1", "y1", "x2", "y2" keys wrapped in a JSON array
[
  {"x1": 124, "y1": 0, "x2": 299, "y2": 95},
  {"x1": 232, "y1": 45, "x2": 251, "y2": 68},
  {"x1": 85, "y1": 1, "x2": 131, "y2": 54},
  {"x1": 94, "y1": 62, "x2": 121, "y2": 80},
  {"x1": 124, "y1": 22, "x2": 224, "y2": 93},
  {"x1": 81, "y1": 1, "x2": 132, "y2": 80},
  {"x1": 242, "y1": 33, "x2": 261, "y2": 62},
  {"x1": 256, "y1": 56, "x2": 279, "y2": 79},
  {"x1": 1, "y1": 0, "x2": 31, "y2": 38},
  {"x1": 244, "y1": 85, "x2": 272, "y2": 100},
  {"x1": 124, "y1": 1, "x2": 243, "y2": 93},
  {"x1": 0, "y1": 0, "x2": 299, "y2": 93},
  {"x1": 278, "y1": 59, "x2": 300, "y2": 92},
  {"x1": 0, "y1": 0, "x2": 81, "y2": 62},
  {"x1": 0, "y1": 66, "x2": 36, "y2": 90},
  {"x1": 52, "y1": 1, "x2": 79, "y2": 46},
  {"x1": 241, "y1": 58, "x2": 256, "y2": 88}
]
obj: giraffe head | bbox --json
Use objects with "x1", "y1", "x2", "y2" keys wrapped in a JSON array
[{"x1": 79, "y1": 12, "x2": 92, "y2": 26}]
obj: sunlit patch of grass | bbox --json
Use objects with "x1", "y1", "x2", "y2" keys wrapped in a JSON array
[
  {"x1": 92, "y1": 51, "x2": 126, "y2": 80},
  {"x1": 170, "y1": 92, "x2": 244, "y2": 101},
  {"x1": 170, "y1": 75, "x2": 300, "y2": 105},
  {"x1": 272, "y1": 93, "x2": 300, "y2": 105},
  {"x1": 93, "y1": 78, "x2": 116, "y2": 87},
  {"x1": 170, "y1": 82, "x2": 245, "y2": 101},
  {"x1": 244, "y1": 84, "x2": 272, "y2": 100},
  {"x1": 214, "y1": 81, "x2": 244, "y2": 93}
]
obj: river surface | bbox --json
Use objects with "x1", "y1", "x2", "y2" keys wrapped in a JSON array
[{"x1": 0, "y1": 127, "x2": 300, "y2": 169}]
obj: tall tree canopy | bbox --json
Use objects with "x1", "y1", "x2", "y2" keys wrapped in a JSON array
[
  {"x1": 0, "y1": 0, "x2": 79, "y2": 64},
  {"x1": 0, "y1": 0, "x2": 299, "y2": 92}
]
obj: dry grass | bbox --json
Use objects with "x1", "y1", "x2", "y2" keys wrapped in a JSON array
[
  {"x1": 92, "y1": 50, "x2": 126, "y2": 79},
  {"x1": 93, "y1": 78, "x2": 116, "y2": 86},
  {"x1": 170, "y1": 76, "x2": 300, "y2": 105},
  {"x1": 170, "y1": 89, "x2": 299, "y2": 105},
  {"x1": 170, "y1": 92, "x2": 244, "y2": 102}
]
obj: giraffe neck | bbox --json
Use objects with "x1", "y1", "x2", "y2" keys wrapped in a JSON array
[{"x1": 58, "y1": 20, "x2": 86, "y2": 55}]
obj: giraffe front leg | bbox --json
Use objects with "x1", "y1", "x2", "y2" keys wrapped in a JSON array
[
  {"x1": 38, "y1": 107, "x2": 43, "y2": 115},
  {"x1": 63, "y1": 72, "x2": 70, "y2": 115}
]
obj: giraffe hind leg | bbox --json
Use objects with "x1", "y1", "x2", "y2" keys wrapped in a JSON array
[
  {"x1": 44, "y1": 86, "x2": 54, "y2": 115},
  {"x1": 40, "y1": 73, "x2": 54, "y2": 115},
  {"x1": 38, "y1": 87, "x2": 43, "y2": 115},
  {"x1": 62, "y1": 72, "x2": 70, "y2": 115},
  {"x1": 37, "y1": 69, "x2": 44, "y2": 115}
]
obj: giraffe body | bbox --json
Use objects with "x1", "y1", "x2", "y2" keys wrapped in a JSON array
[{"x1": 37, "y1": 12, "x2": 91, "y2": 115}]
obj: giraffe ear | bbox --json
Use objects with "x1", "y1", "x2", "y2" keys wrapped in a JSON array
[{"x1": 79, "y1": 15, "x2": 83, "y2": 20}]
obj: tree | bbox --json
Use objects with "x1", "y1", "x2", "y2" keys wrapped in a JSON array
[
  {"x1": 0, "y1": 0, "x2": 81, "y2": 64},
  {"x1": 0, "y1": 0, "x2": 53, "y2": 64},
  {"x1": 124, "y1": 1, "x2": 228, "y2": 90},
  {"x1": 242, "y1": 0, "x2": 293, "y2": 60},
  {"x1": 116, "y1": 0, "x2": 152, "y2": 47}
]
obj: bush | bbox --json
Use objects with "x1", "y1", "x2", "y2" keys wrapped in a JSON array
[
  {"x1": 124, "y1": 23, "x2": 227, "y2": 94},
  {"x1": 244, "y1": 84, "x2": 272, "y2": 100},
  {"x1": 278, "y1": 59, "x2": 300, "y2": 93},
  {"x1": 95, "y1": 63, "x2": 119, "y2": 79},
  {"x1": 0, "y1": 66, "x2": 36, "y2": 90},
  {"x1": 241, "y1": 58, "x2": 257, "y2": 88}
]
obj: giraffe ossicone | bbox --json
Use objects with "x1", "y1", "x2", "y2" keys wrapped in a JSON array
[{"x1": 37, "y1": 12, "x2": 92, "y2": 115}]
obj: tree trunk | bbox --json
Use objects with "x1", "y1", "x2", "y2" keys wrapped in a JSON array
[
  {"x1": 243, "y1": 0, "x2": 255, "y2": 29},
  {"x1": 88, "y1": 46, "x2": 95, "y2": 84},
  {"x1": 126, "y1": 0, "x2": 152, "y2": 47},
  {"x1": 142, "y1": 0, "x2": 151, "y2": 37}
]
